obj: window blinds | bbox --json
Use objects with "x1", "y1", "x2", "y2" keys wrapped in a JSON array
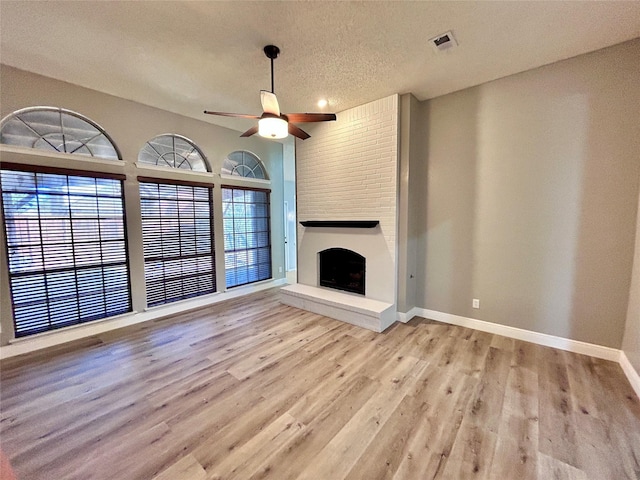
[
  {"x1": 139, "y1": 180, "x2": 216, "y2": 306},
  {"x1": 1, "y1": 168, "x2": 131, "y2": 336}
]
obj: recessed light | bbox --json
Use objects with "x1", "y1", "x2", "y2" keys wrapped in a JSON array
[{"x1": 317, "y1": 99, "x2": 328, "y2": 108}]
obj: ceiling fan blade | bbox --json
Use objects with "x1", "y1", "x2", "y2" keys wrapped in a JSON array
[
  {"x1": 203, "y1": 111, "x2": 260, "y2": 119},
  {"x1": 260, "y1": 90, "x2": 280, "y2": 116},
  {"x1": 240, "y1": 125, "x2": 259, "y2": 138},
  {"x1": 286, "y1": 113, "x2": 337, "y2": 123},
  {"x1": 288, "y1": 123, "x2": 310, "y2": 140}
]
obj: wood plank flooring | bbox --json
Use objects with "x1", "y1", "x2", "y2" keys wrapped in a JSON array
[{"x1": 1, "y1": 287, "x2": 639, "y2": 480}]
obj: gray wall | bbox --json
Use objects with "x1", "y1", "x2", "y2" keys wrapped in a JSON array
[
  {"x1": 415, "y1": 39, "x2": 640, "y2": 348},
  {"x1": 397, "y1": 93, "x2": 422, "y2": 313},
  {"x1": 623, "y1": 188, "x2": 640, "y2": 375},
  {"x1": 0, "y1": 66, "x2": 284, "y2": 174}
]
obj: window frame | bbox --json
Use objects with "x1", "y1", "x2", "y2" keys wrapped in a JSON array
[
  {"x1": 221, "y1": 150, "x2": 270, "y2": 182},
  {"x1": 1, "y1": 162, "x2": 132, "y2": 337},
  {"x1": 138, "y1": 176, "x2": 217, "y2": 307},
  {"x1": 0, "y1": 106, "x2": 123, "y2": 160},
  {"x1": 221, "y1": 184, "x2": 272, "y2": 289},
  {"x1": 137, "y1": 134, "x2": 210, "y2": 172}
]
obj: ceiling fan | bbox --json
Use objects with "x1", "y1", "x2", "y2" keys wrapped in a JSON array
[{"x1": 204, "y1": 45, "x2": 336, "y2": 140}]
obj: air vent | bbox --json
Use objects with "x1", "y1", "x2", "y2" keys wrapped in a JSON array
[{"x1": 429, "y1": 31, "x2": 458, "y2": 52}]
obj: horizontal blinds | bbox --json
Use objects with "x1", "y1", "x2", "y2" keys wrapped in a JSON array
[
  {"x1": 137, "y1": 176, "x2": 213, "y2": 189},
  {"x1": 222, "y1": 187, "x2": 271, "y2": 288},
  {"x1": 1, "y1": 168, "x2": 131, "y2": 337},
  {"x1": 139, "y1": 181, "x2": 216, "y2": 307}
]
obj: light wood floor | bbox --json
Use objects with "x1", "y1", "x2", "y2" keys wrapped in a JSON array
[{"x1": 1, "y1": 287, "x2": 639, "y2": 480}]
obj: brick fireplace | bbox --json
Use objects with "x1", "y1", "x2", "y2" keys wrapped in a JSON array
[{"x1": 280, "y1": 95, "x2": 399, "y2": 332}]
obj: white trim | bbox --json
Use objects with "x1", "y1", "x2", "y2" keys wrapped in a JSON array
[
  {"x1": 397, "y1": 307, "x2": 420, "y2": 323},
  {"x1": 619, "y1": 351, "x2": 640, "y2": 400},
  {"x1": 0, "y1": 145, "x2": 126, "y2": 173},
  {"x1": 135, "y1": 163, "x2": 217, "y2": 182},
  {"x1": 412, "y1": 308, "x2": 639, "y2": 399},
  {"x1": 220, "y1": 173, "x2": 271, "y2": 185},
  {"x1": 7, "y1": 310, "x2": 139, "y2": 344},
  {"x1": 4, "y1": 289, "x2": 638, "y2": 401},
  {"x1": 415, "y1": 308, "x2": 620, "y2": 362},
  {"x1": 0, "y1": 278, "x2": 287, "y2": 360}
]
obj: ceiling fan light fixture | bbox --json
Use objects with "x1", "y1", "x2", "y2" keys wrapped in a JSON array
[
  {"x1": 258, "y1": 116, "x2": 288, "y2": 139},
  {"x1": 204, "y1": 45, "x2": 336, "y2": 140}
]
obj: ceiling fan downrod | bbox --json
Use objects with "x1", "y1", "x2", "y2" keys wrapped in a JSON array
[{"x1": 264, "y1": 45, "x2": 280, "y2": 94}]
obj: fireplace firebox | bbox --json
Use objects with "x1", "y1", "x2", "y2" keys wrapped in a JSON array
[{"x1": 319, "y1": 248, "x2": 365, "y2": 295}]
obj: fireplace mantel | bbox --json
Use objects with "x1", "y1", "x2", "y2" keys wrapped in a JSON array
[{"x1": 299, "y1": 220, "x2": 379, "y2": 228}]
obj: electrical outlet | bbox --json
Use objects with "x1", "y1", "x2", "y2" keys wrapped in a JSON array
[
  {"x1": 472, "y1": 299, "x2": 480, "y2": 309},
  {"x1": 278, "y1": 267, "x2": 283, "y2": 273}
]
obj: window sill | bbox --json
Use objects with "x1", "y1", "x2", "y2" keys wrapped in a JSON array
[
  {"x1": 220, "y1": 173, "x2": 271, "y2": 185},
  {"x1": 8, "y1": 310, "x2": 139, "y2": 345}
]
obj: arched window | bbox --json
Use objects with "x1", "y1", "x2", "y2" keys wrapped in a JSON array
[
  {"x1": 0, "y1": 106, "x2": 121, "y2": 160},
  {"x1": 222, "y1": 151, "x2": 269, "y2": 180},
  {"x1": 137, "y1": 134, "x2": 214, "y2": 306},
  {"x1": 1, "y1": 107, "x2": 129, "y2": 336},
  {"x1": 138, "y1": 134, "x2": 209, "y2": 172}
]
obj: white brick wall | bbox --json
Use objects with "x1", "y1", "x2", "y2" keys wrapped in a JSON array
[{"x1": 295, "y1": 95, "x2": 399, "y2": 303}]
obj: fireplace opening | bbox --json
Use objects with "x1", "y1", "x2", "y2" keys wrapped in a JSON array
[{"x1": 319, "y1": 248, "x2": 365, "y2": 296}]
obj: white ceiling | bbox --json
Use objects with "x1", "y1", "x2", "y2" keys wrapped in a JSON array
[{"x1": 1, "y1": 1, "x2": 639, "y2": 133}]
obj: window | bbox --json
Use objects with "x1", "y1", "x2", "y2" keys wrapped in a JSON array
[
  {"x1": 222, "y1": 151, "x2": 268, "y2": 179},
  {"x1": 139, "y1": 180, "x2": 216, "y2": 307},
  {"x1": 137, "y1": 134, "x2": 215, "y2": 306},
  {"x1": 138, "y1": 134, "x2": 208, "y2": 171},
  {"x1": 1, "y1": 165, "x2": 131, "y2": 337},
  {"x1": 222, "y1": 186, "x2": 271, "y2": 288},
  {"x1": 0, "y1": 107, "x2": 121, "y2": 160}
]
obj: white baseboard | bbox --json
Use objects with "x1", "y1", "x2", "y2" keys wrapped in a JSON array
[
  {"x1": 415, "y1": 308, "x2": 640, "y2": 399},
  {"x1": 4, "y1": 288, "x2": 638, "y2": 402},
  {"x1": 0, "y1": 278, "x2": 287, "y2": 360},
  {"x1": 619, "y1": 351, "x2": 640, "y2": 399},
  {"x1": 415, "y1": 308, "x2": 621, "y2": 362},
  {"x1": 397, "y1": 307, "x2": 420, "y2": 323}
]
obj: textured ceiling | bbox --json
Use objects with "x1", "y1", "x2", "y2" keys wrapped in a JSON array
[{"x1": 1, "y1": 1, "x2": 639, "y2": 133}]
